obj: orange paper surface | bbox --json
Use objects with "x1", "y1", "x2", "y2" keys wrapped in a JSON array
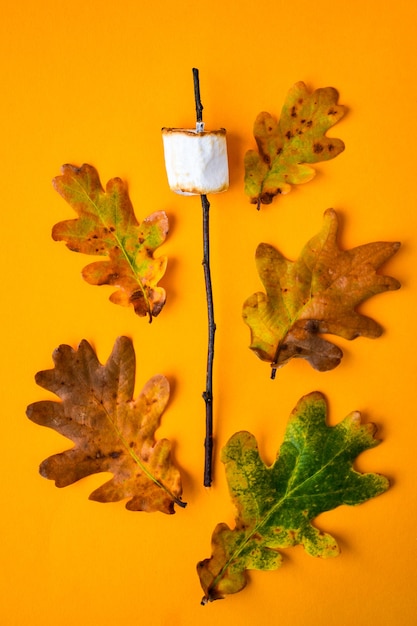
[{"x1": 1, "y1": 1, "x2": 416, "y2": 624}]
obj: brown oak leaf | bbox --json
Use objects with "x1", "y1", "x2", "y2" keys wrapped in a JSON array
[
  {"x1": 243, "y1": 209, "x2": 400, "y2": 376},
  {"x1": 26, "y1": 336, "x2": 185, "y2": 514}
]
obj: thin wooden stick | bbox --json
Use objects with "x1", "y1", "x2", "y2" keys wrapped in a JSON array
[
  {"x1": 192, "y1": 68, "x2": 215, "y2": 487},
  {"x1": 192, "y1": 67, "x2": 204, "y2": 123},
  {"x1": 201, "y1": 194, "x2": 215, "y2": 487}
]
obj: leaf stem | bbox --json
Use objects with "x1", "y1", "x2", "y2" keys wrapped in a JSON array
[{"x1": 193, "y1": 68, "x2": 215, "y2": 487}]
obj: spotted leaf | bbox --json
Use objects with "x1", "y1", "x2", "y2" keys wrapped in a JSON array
[
  {"x1": 198, "y1": 392, "x2": 388, "y2": 603},
  {"x1": 244, "y1": 82, "x2": 346, "y2": 208},
  {"x1": 243, "y1": 209, "x2": 400, "y2": 376},
  {"x1": 26, "y1": 337, "x2": 186, "y2": 514}
]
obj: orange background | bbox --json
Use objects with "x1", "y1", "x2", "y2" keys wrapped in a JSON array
[{"x1": 1, "y1": 1, "x2": 416, "y2": 624}]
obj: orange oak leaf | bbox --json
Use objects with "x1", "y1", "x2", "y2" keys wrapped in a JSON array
[
  {"x1": 244, "y1": 82, "x2": 346, "y2": 208},
  {"x1": 26, "y1": 336, "x2": 186, "y2": 514},
  {"x1": 243, "y1": 209, "x2": 401, "y2": 376},
  {"x1": 52, "y1": 163, "x2": 168, "y2": 321}
]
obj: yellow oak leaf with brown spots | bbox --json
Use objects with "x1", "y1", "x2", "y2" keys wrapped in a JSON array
[{"x1": 244, "y1": 82, "x2": 346, "y2": 208}]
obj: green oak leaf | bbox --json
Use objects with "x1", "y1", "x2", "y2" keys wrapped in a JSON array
[
  {"x1": 198, "y1": 391, "x2": 389, "y2": 603},
  {"x1": 244, "y1": 81, "x2": 346, "y2": 208},
  {"x1": 52, "y1": 163, "x2": 168, "y2": 321},
  {"x1": 243, "y1": 208, "x2": 400, "y2": 376}
]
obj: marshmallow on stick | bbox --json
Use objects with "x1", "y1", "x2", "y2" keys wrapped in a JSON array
[
  {"x1": 161, "y1": 127, "x2": 229, "y2": 195},
  {"x1": 162, "y1": 69, "x2": 226, "y2": 488}
]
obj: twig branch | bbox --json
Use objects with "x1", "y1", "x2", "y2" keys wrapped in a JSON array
[
  {"x1": 201, "y1": 194, "x2": 215, "y2": 487},
  {"x1": 193, "y1": 68, "x2": 215, "y2": 487},
  {"x1": 193, "y1": 67, "x2": 204, "y2": 123}
]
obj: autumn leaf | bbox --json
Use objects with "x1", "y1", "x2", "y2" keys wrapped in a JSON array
[
  {"x1": 26, "y1": 336, "x2": 186, "y2": 514},
  {"x1": 198, "y1": 391, "x2": 388, "y2": 603},
  {"x1": 243, "y1": 209, "x2": 400, "y2": 376},
  {"x1": 52, "y1": 163, "x2": 168, "y2": 321},
  {"x1": 244, "y1": 82, "x2": 346, "y2": 208}
]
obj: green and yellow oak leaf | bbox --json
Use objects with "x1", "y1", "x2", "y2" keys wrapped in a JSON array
[
  {"x1": 52, "y1": 163, "x2": 168, "y2": 321},
  {"x1": 198, "y1": 391, "x2": 388, "y2": 603},
  {"x1": 243, "y1": 209, "x2": 400, "y2": 376},
  {"x1": 244, "y1": 82, "x2": 346, "y2": 208},
  {"x1": 26, "y1": 336, "x2": 186, "y2": 514}
]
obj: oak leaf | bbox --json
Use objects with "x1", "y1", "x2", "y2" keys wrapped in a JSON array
[
  {"x1": 26, "y1": 336, "x2": 185, "y2": 514},
  {"x1": 52, "y1": 163, "x2": 168, "y2": 321},
  {"x1": 198, "y1": 392, "x2": 388, "y2": 603},
  {"x1": 243, "y1": 209, "x2": 400, "y2": 375},
  {"x1": 244, "y1": 82, "x2": 346, "y2": 208}
]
